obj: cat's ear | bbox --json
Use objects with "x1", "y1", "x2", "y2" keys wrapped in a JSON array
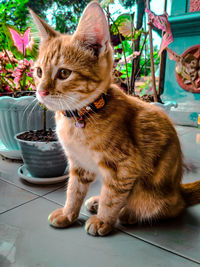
[
  {"x1": 73, "y1": 1, "x2": 110, "y2": 55},
  {"x1": 29, "y1": 8, "x2": 59, "y2": 42}
]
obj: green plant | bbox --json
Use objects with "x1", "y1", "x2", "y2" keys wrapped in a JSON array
[
  {"x1": 101, "y1": 0, "x2": 161, "y2": 99},
  {"x1": 0, "y1": 0, "x2": 30, "y2": 51},
  {"x1": 0, "y1": 23, "x2": 37, "y2": 95},
  {"x1": 109, "y1": 10, "x2": 150, "y2": 94},
  {"x1": 0, "y1": 50, "x2": 35, "y2": 95}
]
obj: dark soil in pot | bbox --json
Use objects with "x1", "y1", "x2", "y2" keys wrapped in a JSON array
[{"x1": 17, "y1": 129, "x2": 57, "y2": 142}]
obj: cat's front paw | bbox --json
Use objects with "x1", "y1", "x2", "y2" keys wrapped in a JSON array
[
  {"x1": 48, "y1": 208, "x2": 77, "y2": 228},
  {"x1": 85, "y1": 215, "x2": 113, "y2": 236}
]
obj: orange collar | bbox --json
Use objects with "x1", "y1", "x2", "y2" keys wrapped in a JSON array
[{"x1": 62, "y1": 93, "x2": 107, "y2": 128}]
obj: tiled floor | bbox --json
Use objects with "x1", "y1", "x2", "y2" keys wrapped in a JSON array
[{"x1": 0, "y1": 126, "x2": 200, "y2": 267}]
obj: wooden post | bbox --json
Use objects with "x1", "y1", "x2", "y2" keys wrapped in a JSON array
[
  {"x1": 144, "y1": 12, "x2": 147, "y2": 76},
  {"x1": 146, "y1": 0, "x2": 158, "y2": 102},
  {"x1": 158, "y1": 0, "x2": 167, "y2": 96}
]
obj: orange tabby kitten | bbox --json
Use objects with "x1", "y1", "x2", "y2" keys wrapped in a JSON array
[{"x1": 30, "y1": 1, "x2": 200, "y2": 236}]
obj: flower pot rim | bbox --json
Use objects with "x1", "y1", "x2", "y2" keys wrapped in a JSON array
[
  {"x1": 0, "y1": 95, "x2": 36, "y2": 101},
  {"x1": 15, "y1": 130, "x2": 59, "y2": 145},
  {"x1": 0, "y1": 96, "x2": 37, "y2": 110}
]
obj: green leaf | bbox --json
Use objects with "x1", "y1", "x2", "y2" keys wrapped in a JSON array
[
  {"x1": 5, "y1": 63, "x2": 13, "y2": 70},
  {"x1": 111, "y1": 13, "x2": 134, "y2": 38}
]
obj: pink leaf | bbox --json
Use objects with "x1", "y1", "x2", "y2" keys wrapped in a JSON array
[
  {"x1": 145, "y1": 8, "x2": 173, "y2": 55},
  {"x1": 8, "y1": 27, "x2": 31, "y2": 54}
]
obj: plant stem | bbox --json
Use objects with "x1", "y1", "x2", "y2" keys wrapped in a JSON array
[
  {"x1": 118, "y1": 34, "x2": 130, "y2": 94},
  {"x1": 130, "y1": 13, "x2": 136, "y2": 95},
  {"x1": 0, "y1": 74, "x2": 15, "y2": 91},
  {"x1": 1, "y1": 47, "x2": 15, "y2": 69},
  {"x1": 130, "y1": 32, "x2": 148, "y2": 95},
  {"x1": 135, "y1": 58, "x2": 151, "y2": 80},
  {"x1": 157, "y1": 0, "x2": 167, "y2": 96},
  {"x1": 146, "y1": 0, "x2": 158, "y2": 102},
  {"x1": 43, "y1": 107, "x2": 47, "y2": 132},
  {"x1": 107, "y1": 14, "x2": 130, "y2": 94}
]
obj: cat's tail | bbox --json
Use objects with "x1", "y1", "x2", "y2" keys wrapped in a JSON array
[{"x1": 180, "y1": 181, "x2": 200, "y2": 207}]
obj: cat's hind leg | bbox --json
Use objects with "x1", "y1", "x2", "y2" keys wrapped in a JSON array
[
  {"x1": 119, "y1": 182, "x2": 185, "y2": 225},
  {"x1": 85, "y1": 196, "x2": 99, "y2": 213},
  {"x1": 118, "y1": 206, "x2": 138, "y2": 225}
]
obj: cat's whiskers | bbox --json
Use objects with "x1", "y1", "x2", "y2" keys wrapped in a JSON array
[
  {"x1": 26, "y1": 99, "x2": 40, "y2": 126},
  {"x1": 81, "y1": 111, "x2": 97, "y2": 128},
  {"x1": 22, "y1": 98, "x2": 38, "y2": 125},
  {"x1": 50, "y1": 95, "x2": 78, "y2": 111},
  {"x1": 63, "y1": 100, "x2": 79, "y2": 124}
]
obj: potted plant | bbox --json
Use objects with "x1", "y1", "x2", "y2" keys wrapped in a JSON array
[
  {"x1": 15, "y1": 111, "x2": 68, "y2": 180},
  {"x1": 0, "y1": 26, "x2": 54, "y2": 159},
  {"x1": 0, "y1": 4, "x2": 67, "y2": 181}
]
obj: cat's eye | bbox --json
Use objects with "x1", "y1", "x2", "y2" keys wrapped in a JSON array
[
  {"x1": 57, "y1": 68, "x2": 71, "y2": 80},
  {"x1": 37, "y1": 67, "x2": 42, "y2": 78}
]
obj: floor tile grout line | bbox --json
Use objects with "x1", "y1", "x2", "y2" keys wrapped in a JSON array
[
  {"x1": 0, "y1": 196, "x2": 41, "y2": 215},
  {"x1": 0, "y1": 177, "x2": 41, "y2": 197},
  {"x1": 118, "y1": 229, "x2": 200, "y2": 265},
  {"x1": 41, "y1": 196, "x2": 64, "y2": 206},
  {"x1": 40, "y1": 185, "x2": 67, "y2": 198},
  {"x1": 3, "y1": 174, "x2": 199, "y2": 265},
  {"x1": 41, "y1": 196, "x2": 200, "y2": 265},
  {"x1": 0, "y1": 191, "x2": 65, "y2": 216},
  {"x1": 0, "y1": 176, "x2": 66, "y2": 198}
]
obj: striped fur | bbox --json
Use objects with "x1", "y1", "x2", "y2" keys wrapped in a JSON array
[{"x1": 31, "y1": 1, "x2": 200, "y2": 236}]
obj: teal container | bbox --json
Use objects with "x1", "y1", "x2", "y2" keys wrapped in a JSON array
[
  {"x1": 0, "y1": 96, "x2": 55, "y2": 151},
  {"x1": 161, "y1": 0, "x2": 200, "y2": 126},
  {"x1": 15, "y1": 132, "x2": 67, "y2": 178}
]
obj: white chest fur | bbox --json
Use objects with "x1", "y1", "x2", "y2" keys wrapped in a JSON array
[{"x1": 56, "y1": 115, "x2": 100, "y2": 174}]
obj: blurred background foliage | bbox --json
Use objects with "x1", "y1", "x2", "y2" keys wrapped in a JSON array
[{"x1": 0, "y1": 0, "x2": 159, "y2": 95}]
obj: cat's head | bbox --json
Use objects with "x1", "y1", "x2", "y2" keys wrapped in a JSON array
[{"x1": 30, "y1": 1, "x2": 113, "y2": 111}]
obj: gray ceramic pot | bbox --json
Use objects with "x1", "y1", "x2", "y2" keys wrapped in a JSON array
[
  {"x1": 0, "y1": 96, "x2": 55, "y2": 151},
  {"x1": 15, "y1": 132, "x2": 67, "y2": 178}
]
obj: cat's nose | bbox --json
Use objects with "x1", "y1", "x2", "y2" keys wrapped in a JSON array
[{"x1": 38, "y1": 91, "x2": 49, "y2": 97}]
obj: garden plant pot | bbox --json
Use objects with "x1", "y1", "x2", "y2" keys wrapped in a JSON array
[
  {"x1": 0, "y1": 96, "x2": 55, "y2": 158},
  {"x1": 15, "y1": 131, "x2": 68, "y2": 178}
]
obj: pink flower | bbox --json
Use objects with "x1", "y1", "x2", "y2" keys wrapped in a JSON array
[
  {"x1": 6, "y1": 51, "x2": 13, "y2": 58},
  {"x1": 27, "y1": 72, "x2": 33, "y2": 78},
  {"x1": 29, "y1": 83, "x2": 36, "y2": 90},
  {"x1": 4, "y1": 84, "x2": 12, "y2": 92},
  {"x1": 23, "y1": 58, "x2": 29, "y2": 66},
  {"x1": 14, "y1": 76, "x2": 21, "y2": 88},
  {"x1": 0, "y1": 47, "x2": 36, "y2": 94},
  {"x1": 29, "y1": 59, "x2": 34, "y2": 66},
  {"x1": 13, "y1": 67, "x2": 23, "y2": 78}
]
